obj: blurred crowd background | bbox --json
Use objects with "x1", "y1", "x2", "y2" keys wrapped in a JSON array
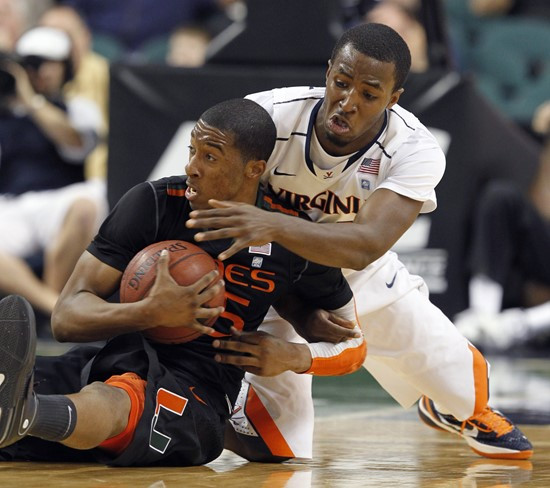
[{"x1": 0, "y1": 0, "x2": 549, "y2": 356}]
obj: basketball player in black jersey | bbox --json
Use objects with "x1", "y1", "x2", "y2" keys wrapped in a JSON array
[{"x1": 0, "y1": 99, "x2": 363, "y2": 466}]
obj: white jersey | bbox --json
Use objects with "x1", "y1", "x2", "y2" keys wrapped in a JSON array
[
  {"x1": 247, "y1": 86, "x2": 445, "y2": 282},
  {"x1": 232, "y1": 88, "x2": 489, "y2": 460},
  {"x1": 247, "y1": 86, "x2": 445, "y2": 224}
]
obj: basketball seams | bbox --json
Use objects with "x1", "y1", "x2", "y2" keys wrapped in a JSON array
[{"x1": 119, "y1": 240, "x2": 225, "y2": 344}]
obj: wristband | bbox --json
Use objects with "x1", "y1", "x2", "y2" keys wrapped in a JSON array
[{"x1": 304, "y1": 327, "x2": 366, "y2": 376}]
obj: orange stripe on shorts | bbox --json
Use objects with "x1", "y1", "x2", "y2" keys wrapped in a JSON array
[{"x1": 245, "y1": 387, "x2": 295, "y2": 458}]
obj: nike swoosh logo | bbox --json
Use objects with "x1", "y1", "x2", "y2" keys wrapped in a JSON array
[
  {"x1": 0, "y1": 373, "x2": 4, "y2": 387},
  {"x1": 273, "y1": 167, "x2": 296, "y2": 177},
  {"x1": 189, "y1": 386, "x2": 208, "y2": 405},
  {"x1": 386, "y1": 272, "x2": 398, "y2": 288},
  {"x1": 386, "y1": 267, "x2": 405, "y2": 288}
]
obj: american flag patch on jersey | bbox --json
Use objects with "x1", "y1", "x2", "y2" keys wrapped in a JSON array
[
  {"x1": 357, "y1": 158, "x2": 380, "y2": 175},
  {"x1": 249, "y1": 243, "x2": 272, "y2": 256}
]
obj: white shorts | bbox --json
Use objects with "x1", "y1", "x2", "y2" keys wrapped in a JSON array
[
  {"x1": 229, "y1": 252, "x2": 489, "y2": 459},
  {"x1": 0, "y1": 179, "x2": 108, "y2": 257}
]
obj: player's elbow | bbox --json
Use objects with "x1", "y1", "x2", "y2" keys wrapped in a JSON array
[
  {"x1": 348, "y1": 246, "x2": 387, "y2": 270},
  {"x1": 346, "y1": 252, "x2": 377, "y2": 270},
  {"x1": 50, "y1": 319, "x2": 71, "y2": 342},
  {"x1": 50, "y1": 306, "x2": 74, "y2": 342}
]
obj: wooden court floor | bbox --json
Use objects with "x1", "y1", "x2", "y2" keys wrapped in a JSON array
[
  {"x1": 2, "y1": 345, "x2": 548, "y2": 487},
  {"x1": 0, "y1": 407, "x2": 548, "y2": 488}
]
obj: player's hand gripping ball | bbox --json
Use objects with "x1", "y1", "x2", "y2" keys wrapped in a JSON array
[{"x1": 120, "y1": 240, "x2": 225, "y2": 343}]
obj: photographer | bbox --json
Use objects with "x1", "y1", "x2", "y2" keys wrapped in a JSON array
[{"x1": 0, "y1": 26, "x2": 106, "y2": 322}]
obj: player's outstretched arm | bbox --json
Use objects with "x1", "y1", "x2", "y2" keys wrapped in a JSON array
[
  {"x1": 186, "y1": 189, "x2": 423, "y2": 269},
  {"x1": 213, "y1": 298, "x2": 366, "y2": 377},
  {"x1": 52, "y1": 250, "x2": 221, "y2": 342}
]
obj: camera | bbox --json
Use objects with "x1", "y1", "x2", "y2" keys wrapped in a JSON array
[
  {"x1": 0, "y1": 52, "x2": 53, "y2": 99},
  {"x1": 0, "y1": 52, "x2": 21, "y2": 98}
]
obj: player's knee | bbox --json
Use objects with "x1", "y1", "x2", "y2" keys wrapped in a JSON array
[{"x1": 63, "y1": 198, "x2": 99, "y2": 237}]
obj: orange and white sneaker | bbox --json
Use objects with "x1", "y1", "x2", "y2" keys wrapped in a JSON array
[{"x1": 418, "y1": 396, "x2": 533, "y2": 460}]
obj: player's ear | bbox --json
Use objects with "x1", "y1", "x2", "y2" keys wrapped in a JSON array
[
  {"x1": 325, "y1": 59, "x2": 332, "y2": 81},
  {"x1": 245, "y1": 160, "x2": 266, "y2": 179},
  {"x1": 387, "y1": 87, "x2": 404, "y2": 109}
]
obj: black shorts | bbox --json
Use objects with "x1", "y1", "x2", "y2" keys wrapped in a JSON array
[{"x1": 0, "y1": 334, "x2": 231, "y2": 466}]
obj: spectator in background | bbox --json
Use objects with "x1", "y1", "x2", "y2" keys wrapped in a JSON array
[
  {"x1": 58, "y1": 0, "x2": 230, "y2": 61},
  {"x1": 342, "y1": 0, "x2": 421, "y2": 26},
  {"x1": 0, "y1": 26, "x2": 106, "y2": 318},
  {"x1": 468, "y1": 0, "x2": 550, "y2": 19},
  {"x1": 39, "y1": 5, "x2": 110, "y2": 180},
  {"x1": 0, "y1": 0, "x2": 24, "y2": 50},
  {"x1": 166, "y1": 23, "x2": 211, "y2": 67},
  {"x1": 364, "y1": 1, "x2": 429, "y2": 74},
  {"x1": 455, "y1": 102, "x2": 550, "y2": 352},
  {"x1": 0, "y1": 0, "x2": 56, "y2": 50},
  {"x1": 448, "y1": 0, "x2": 550, "y2": 140}
]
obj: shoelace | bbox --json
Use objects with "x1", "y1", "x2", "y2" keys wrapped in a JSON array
[{"x1": 463, "y1": 407, "x2": 514, "y2": 437}]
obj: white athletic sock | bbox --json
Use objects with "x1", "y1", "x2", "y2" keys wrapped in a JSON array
[
  {"x1": 524, "y1": 302, "x2": 550, "y2": 333},
  {"x1": 469, "y1": 275, "x2": 503, "y2": 314}
]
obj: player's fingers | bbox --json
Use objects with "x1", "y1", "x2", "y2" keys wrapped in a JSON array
[
  {"x1": 217, "y1": 241, "x2": 247, "y2": 261},
  {"x1": 330, "y1": 326, "x2": 360, "y2": 342},
  {"x1": 195, "y1": 305, "x2": 224, "y2": 321},
  {"x1": 229, "y1": 326, "x2": 242, "y2": 338},
  {"x1": 189, "y1": 270, "x2": 221, "y2": 293},
  {"x1": 217, "y1": 328, "x2": 267, "y2": 346},
  {"x1": 214, "y1": 352, "x2": 259, "y2": 369},
  {"x1": 155, "y1": 250, "x2": 177, "y2": 284},
  {"x1": 166, "y1": 320, "x2": 215, "y2": 336},
  {"x1": 186, "y1": 213, "x2": 234, "y2": 230},
  {"x1": 207, "y1": 199, "x2": 242, "y2": 209},
  {"x1": 310, "y1": 320, "x2": 359, "y2": 342},
  {"x1": 188, "y1": 205, "x2": 240, "y2": 220},
  {"x1": 212, "y1": 339, "x2": 258, "y2": 354},
  {"x1": 327, "y1": 322, "x2": 361, "y2": 340},
  {"x1": 197, "y1": 280, "x2": 225, "y2": 304},
  {"x1": 327, "y1": 314, "x2": 357, "y2": 329},
  {"x1": 324, "y1": 314, "x2": 361, "y2": 339},
  {"x1": 193, "y1": 228, "x2": 238, "y2": 242},
  {"x1": 189, "y1": 321, "x2": 216, "y2": 336}
]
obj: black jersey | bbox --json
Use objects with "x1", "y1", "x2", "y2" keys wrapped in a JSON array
[
  {"x1": 0, "y1": 177, "x2": 353, "y2": 467},
  {"x1": 87, "y1": 175, "x2": 352, "y2": 400}
]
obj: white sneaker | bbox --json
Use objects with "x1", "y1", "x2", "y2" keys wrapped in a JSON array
[{"x1": 454, "y1": 308, "x2": 528, "y2": 351}]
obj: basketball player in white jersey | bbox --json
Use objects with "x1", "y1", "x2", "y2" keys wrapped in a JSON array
[{"x1": 187, "y1": 23, "x2": 533, "y2": 460}]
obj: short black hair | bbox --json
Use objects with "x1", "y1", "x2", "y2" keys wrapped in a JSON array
[
  {"x1": 331, "y1": 23, "x2": 411, "y2": 91},
  {"x1": 199, "y1": 98, "x2": 276, "y2": 163}
]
